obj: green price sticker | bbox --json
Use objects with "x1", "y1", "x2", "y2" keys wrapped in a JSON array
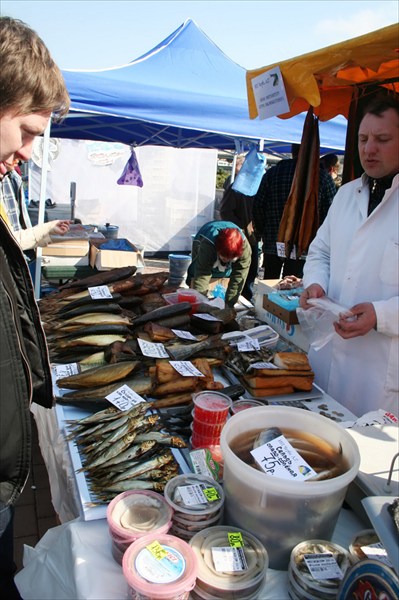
[
  {"x1": 146, "y1": 540, "x2": 167, "y2": 560},
  {"x1": 228, "y1": 532, "x2": 244, "y2": 548},
  {"x1": 203, "y1": 487, "x2": 220, "y2": 502}
]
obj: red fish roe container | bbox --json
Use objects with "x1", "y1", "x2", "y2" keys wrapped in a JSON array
[
  {"x1": 192, "y1": 391, "x2": 232, "y2": 424},
  {"x1": 191, "y1": 418, "x2": 225, "y2": 438}
]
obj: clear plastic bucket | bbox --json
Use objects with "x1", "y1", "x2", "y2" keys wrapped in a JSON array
[{"x1": 220, "y1": 406, "x2": 360, "y2": 570}]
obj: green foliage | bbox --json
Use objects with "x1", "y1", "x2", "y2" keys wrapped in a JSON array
[{"x1": 216, "y1": 168, "x2": 229, "y2": 189}]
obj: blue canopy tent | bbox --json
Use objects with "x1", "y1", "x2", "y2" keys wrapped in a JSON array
[{"x1": 50, "y1": 19, "x2": 347, "y2": 154}]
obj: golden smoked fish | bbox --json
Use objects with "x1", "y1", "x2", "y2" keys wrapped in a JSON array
[{"x1": 56, "y1": 361, "x2": 140, "y2": 389}]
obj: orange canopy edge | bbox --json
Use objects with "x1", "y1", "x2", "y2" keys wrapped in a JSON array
[{"x1": 246, "y1": 24, "x2": 399, "y2": 122}]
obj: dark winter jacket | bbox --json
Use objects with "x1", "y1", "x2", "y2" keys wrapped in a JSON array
[
  {"x1": 0, "y1": 217, "x2": 53, "y2": 509},
  {"x1": 186, "y1": 220, "x2": 251, "y2": 306}
]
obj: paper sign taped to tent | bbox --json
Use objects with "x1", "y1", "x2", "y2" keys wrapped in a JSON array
[{"x1": 251, "y1": 66, "x2": 289, "y2": 120}]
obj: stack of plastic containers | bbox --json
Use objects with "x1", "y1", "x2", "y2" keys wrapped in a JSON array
[
  {"x1": 106, "y1": 490, "x2": 173, "y2": 564},
  {"x1": 191, "y1": 391, "x2": 232, "y2": 453},
  {"x1": 288, "y1": 539, "x2": 351, "y2": 600},
  {"x1": 122, "y1": 532, "x2": 198, "y2": 600},
  {"x1": 164, "y1": 473, "x2": 225, "y2": 542},
  {"x1": 189, "y1": 525, "x2": 268, "y2": 599}
]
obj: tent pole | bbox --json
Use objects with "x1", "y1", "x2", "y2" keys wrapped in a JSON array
[{"x1": 34, "y1": 120, "x2": 51, "y2": 299}]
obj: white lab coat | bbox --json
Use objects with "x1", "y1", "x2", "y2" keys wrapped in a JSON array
[{"x1": 303, "y1": 173, "x2": 399, "y2": 417}]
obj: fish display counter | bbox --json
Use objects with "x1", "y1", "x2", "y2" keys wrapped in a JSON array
[{"x1": 25, "y1": 267, "x2": 398, "y2": 598}]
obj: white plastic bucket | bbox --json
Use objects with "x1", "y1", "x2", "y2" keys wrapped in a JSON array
[{"x1": 220, "y1": 406, "x2": 360, "y2": 570}]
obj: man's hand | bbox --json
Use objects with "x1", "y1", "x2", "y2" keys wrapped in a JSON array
[
  {"x1": 50, "y1": 220, "x2": 72, "y2": 235},
  {"x1": 334, "y1": 302, "x2": 377, "y2": 339},
  {"x1": 299, "y1": 283, "x2": 325, "y2": 309}
]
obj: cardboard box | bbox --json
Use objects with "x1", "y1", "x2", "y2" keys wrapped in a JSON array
[
  {"x1": 89, "y1": 239, "x2": 144, "y2": 271},
  {"x1": 255, "y1": 281, "x2": 309, "y2": 351},
  {"x1": 262, "y1": 295, "x2": 299, "y2": 325},
  {"x1": 41, "y1": 254, "x2": 89, "y2": 267},
  {"x1": 42, "y1": 239, "x2": 90, "y2": 257}
]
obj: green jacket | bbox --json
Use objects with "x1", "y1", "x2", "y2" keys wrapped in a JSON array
[{"x1": 187, "y1": 221, "x2": 252, "y2": 306}]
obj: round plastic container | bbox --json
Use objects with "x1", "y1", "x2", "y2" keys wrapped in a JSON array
[
  {"x1": 193, "y1": 391, "x2": 232, "y2": 424},
  {"x1": 231, "y1": 399, "x2": 264, "y2": 414},
  {"x1": 164, "y1": 474, "x2": 224, "y2": 524},
  {"x1": 337, "y1": 559, "x2": 399, "y2": 600},
  {"x1": 191, "y1": 419, "x2": 225, "y2": 438},
  {"x1": 348, "y1": 529, "x2": 382, "y2": 564},
  {"x1": 189, "y1": 525, "x2": 268, "y2": 599},
  {"x1": 289, "y1": 540, "x2": 351, "y2": 598},
  {"x1": 107, "y1": 491, "x2": 173, "y2": 564},
  {"x1": 122, "y1": 533, "x2": 198, "y2": 600},
  {"x1": 220, "y1": 406, "x2": 360, "y2": 570},
  {"x1": 191, "y1": 429, "x2": 222, "y2": 449}
]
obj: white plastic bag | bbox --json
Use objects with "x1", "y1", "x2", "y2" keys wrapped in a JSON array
[
  {"x1": 231, "y1": 146, "x2": 266, "y2": 196},
  {"x1": 296, "y1": 297, "x2": 354, "y2": 351}
]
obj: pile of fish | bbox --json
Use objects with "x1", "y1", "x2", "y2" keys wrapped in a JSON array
[
  {"x1": 39, "y1": 267, "x2": 237, "y2": 412},
  {"x1": 65, "y1": 402, "x2": 186, "y2": 503}
]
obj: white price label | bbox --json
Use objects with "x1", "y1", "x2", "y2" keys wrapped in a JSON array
[
  {"x1": 88, "y1": 285, "x2": 113, "y2": 299},
  {"x1": 53, "y1": 362, "x2": 79, "y2": 380},
  {"x1": 250, "y1": 434, "x2": 317, "y2": 481},
  {"x1": 170, "y1": 361, "x2": 204, "y2": 377},
  {"x1": 251, "y1": 66, "x2": 289, "y2": 120},
  {"x1": 276, "y1": 242, "x2": 296, "y2": 260},
  {"x1": 192, "y1": 313, "x2": 222, "y2": 321},
  {"x1": 171, "y1": 329, "x2": 198, "y2": 341},
  {"x1": 361, "y1": 543, "x2": 393, "y2": 567},
  {"x1": 212, "y1": 547, "x2": 248, "y2": 572},
  {"x1": 304, "y1": 553, "x2": 344, "y2": 580},
  {"x1": 106, "y1": 384, "x2": 146, "y2": 411},
  {"x1": 178, "y1": 484, "x2": 208, "y2": 506},
  {"x1": 250, "y1": 362, "x2": 279, "y2": 370},
  {"x1": 237, "y1": 339, "x2": 260, "y2": 352},
  {"x1": 137, "y1": 338, "x2": 169, "y2": 358}
]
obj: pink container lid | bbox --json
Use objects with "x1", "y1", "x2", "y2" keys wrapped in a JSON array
[
  {"x1": 122, "y1": 533, "x2": 198, "y2": 599},
  {"x1": 107, "y1": 490, "x2": 173, "y2": 542}
]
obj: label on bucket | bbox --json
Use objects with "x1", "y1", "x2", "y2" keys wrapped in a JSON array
[
  {"x1": 250, "y1": 435, "x2": 317, "y2": 481},
  {"x1": 135, "y1": 543, "x2": 186, "y2": 584}
]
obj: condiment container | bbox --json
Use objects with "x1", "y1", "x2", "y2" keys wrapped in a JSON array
[
  {"x1": 189, "y1": 525, "x2": 268, "y2": 599},
  {"x1": 164, "y1": 473, "x2": 224, "y2": 541},
  {"x1": 220, "y1": 406, "x2": 360, "y2": 570},
  {"x1": 193, "y1": 391, "x2": 232, "y2": 424},
  {"x1": 289, "y1": 539, "x2": 350, "y2": 599},
  {"x1": 337, "y1": 558, "x2": 399, "y2": 600},
  {"x1": 231, "y1": 399, "x2": 264, "y2": 414},
  {"x1": 107, "y1": 491, "x2": 173, "y2": 564},
  {"x1": 122, "y1": 533, "x2": 198, "y2": 600},
  {"x1": 348, "y1": 528, "x2": 389, "y2": 565}
]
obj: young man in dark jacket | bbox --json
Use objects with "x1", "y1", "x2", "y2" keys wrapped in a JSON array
[{"x1": 0, "y1": 16, "x2": 69, "y2": 598}]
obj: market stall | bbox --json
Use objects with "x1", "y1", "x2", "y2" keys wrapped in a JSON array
[{"x1": 16, "y1": 266, "x2": 399, "y2": 598}]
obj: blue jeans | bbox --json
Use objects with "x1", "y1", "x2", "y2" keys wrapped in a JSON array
[{"x1": 0, "y1": 505, "x2": 22, "y2": 599}]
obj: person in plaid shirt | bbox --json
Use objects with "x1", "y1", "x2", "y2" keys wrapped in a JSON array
[{"x1": 253, "y1": 145, "x2": 337, "y2": 279}]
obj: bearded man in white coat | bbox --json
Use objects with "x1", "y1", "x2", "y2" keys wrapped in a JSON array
[{"x1": 300, "y1": 94, "x2": 399, "y2": 417}]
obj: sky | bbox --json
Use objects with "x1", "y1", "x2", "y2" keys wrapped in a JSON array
[{"x1": 1, "y1": 1, "x2": 398, "y2": 70}]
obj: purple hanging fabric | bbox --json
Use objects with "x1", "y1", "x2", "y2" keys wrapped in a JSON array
[{"x1": 117, "y1": 148, "x2": 143, "y2": 187}]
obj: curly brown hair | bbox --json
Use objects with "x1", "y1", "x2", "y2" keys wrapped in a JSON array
[{"x1": 0, "y1": 17, "x2": 70, "y2": 119}]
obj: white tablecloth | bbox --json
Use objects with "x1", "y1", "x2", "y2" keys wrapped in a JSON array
[{"x1": 15, "y1": 508, "x2": 366, "y2": 599}]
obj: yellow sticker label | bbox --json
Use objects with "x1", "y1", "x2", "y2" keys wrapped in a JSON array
[
  {"x1": 203, "y1": 487, "x2": 220, "y2": 502},
  {"x1": 146, "y1": 540, "x2": 167, "y2": 560},
  {"x1": 228, "y1": 532, "x2": 244, "y2": 548}
]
